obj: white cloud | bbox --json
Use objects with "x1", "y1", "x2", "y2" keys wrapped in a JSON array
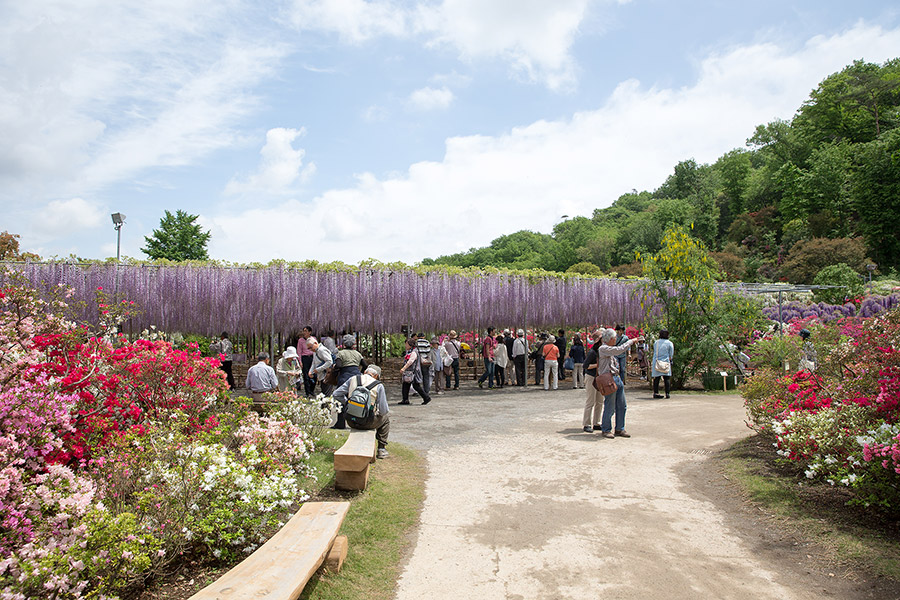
[
  {"x1": 0, "y1": 0, "x2": 288, "y2": 197},
  {"x1": 408, "y1": 86, "x2": 455, "y2": 110},
  {"x1": 289, "y1": 0, "x2": 604, "y2": 89},
  {"x1": 32, "y1": 198, "x2": 106, "y2": 238},
  {"x1": 207, "y1": 22, "x2": 900, "y2": 264},
  {"x1": 225, "y1": 128, "x2": 317, "y2": 196},
  {"x1": 288, "y1": 0, "x2": 409, "y2": 42}
]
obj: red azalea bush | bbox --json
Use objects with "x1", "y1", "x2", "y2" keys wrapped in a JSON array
[
  {"x1": 743, "y1": 307, "x2": 900, "y2": 512},
  {"x1": 0, "y1": 276, "x2": 322, "y2": 599}
]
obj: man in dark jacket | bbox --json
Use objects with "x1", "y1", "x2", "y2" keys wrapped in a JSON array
[{"x1": 555, "y1": 329, "x2": 567, "y2": 381}]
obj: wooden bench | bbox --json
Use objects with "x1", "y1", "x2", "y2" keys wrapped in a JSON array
[
  {"x1": 334, "y1": 429, "x2": 376, "y2": 491},
  {"x1": 188, "y1": 501, "x2": 350, "y2": 600}
]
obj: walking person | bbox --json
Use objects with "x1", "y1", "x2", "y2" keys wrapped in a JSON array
[
  {"x1": 652, "y1": 329, "x2": 675, "y2": 399},
  {"x1": 430, "y1": 337, "x2": 445, "y2": 394},
  {"x1": 542, "y1": 335, "x2": 559, "y2": 390},
  {"x1": 443, "y1": 330, "x2": 462, "y2": 390},
  {"x1": 569, "y1": 335, "x2": 585, "y2": 389},
  {"x1": 493, "y1": 333, "x2": 509, "y2": 388},
  {"x1": 399, "y1": 337, "x2": 432, "y2": 405},
  {"x1": 512, "y1": 329, "x2": 528, "y2": 386},
  {"x1": 477, "y1": 327, "x2": 496, "y2": 389},
  {"x1": 582, "y1": 331, "x2": 603, "y2": 432},
  {"x1": 595, "y1": 328, "x2": 643, "y2": 438}
]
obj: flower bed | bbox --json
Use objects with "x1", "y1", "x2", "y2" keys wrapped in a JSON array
[
  {"x1": 0, "y1": 277, "x2": 332, "y2": 599},
  {"x1": 743, "y1": 306, "x2": 900, "y2": 513}
]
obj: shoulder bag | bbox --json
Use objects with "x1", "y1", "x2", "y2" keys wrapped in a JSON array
[{"x1": 592, "y1": 371, "x2": 618, "y2": 396}]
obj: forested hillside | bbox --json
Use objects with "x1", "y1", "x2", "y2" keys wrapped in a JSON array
[{"x1": 423, "y1": 59, "x2": 900, "y2": 283}]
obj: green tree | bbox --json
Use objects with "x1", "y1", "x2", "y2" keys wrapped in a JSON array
[
  {"x1": 642, "y1": 226, "x2": 766, "y2": 387},
  {"x1": 565, "y1": 261, "x2": 604, "y2": 276},
  {"x1": 779, "y1": 237, "x2": 869, "y2": 283},
  {"x1": 142, "y1": 210, "x2": 212, "y2": 261},
  {"x1": 715, "y1": 149, "x2": 752, "y2": 221},
  {"x1": 852, "y1": 128, "x2": 900, "y2": 270},
  {"x1": 812, "y1": 263, "x2": 864, "y2": 304}
]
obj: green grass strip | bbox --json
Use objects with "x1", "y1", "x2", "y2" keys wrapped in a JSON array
[{"x1": 300, "y1": 431, "x2": 426, "y2": 600}]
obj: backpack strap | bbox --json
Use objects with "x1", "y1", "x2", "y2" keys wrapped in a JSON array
[{"x1": 365, "y1": 380, "x2": 382, "y2": 391}]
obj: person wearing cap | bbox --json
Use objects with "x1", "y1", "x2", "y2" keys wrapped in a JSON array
[
  {"x1": 247, "y1": 351, "x2": 278, "y2": 403},
  {"x1": 275, "y1": 346, "x2": 302, "y2": 392},
  {"x1": 332, "y1": 365, "x2": 391, "y2": 459},
  {"x1": 443, "y1": 330, "x2": 462, "y2": 390},
  {"x1": 799, "y1": 328, "x2": 816, "y2": 372},
  {"x1": 335, "y1": 334, "x2": 366, "y2": 387},
  {"x1": 511, "y1": 329, "x2": 528, "y2": 386},
  {"x1": 477, "y1": 327, "x2": 497, "y2": 389}
]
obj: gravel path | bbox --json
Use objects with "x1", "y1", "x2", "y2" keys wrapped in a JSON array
[{"x1": 385, "y1": 383, "x2": 860, "y2": 600}]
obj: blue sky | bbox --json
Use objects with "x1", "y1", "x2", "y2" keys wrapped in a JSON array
[{"x1": 2, "y1": 1, "x2": 899, "y2": 264}]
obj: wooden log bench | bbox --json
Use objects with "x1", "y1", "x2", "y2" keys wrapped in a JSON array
[
  {"x1": 188, "y1": 501, "x2": 350, "y2": 600},
  {"x1": 334, "y1": 429, "x2": 376, "y2": 491}
]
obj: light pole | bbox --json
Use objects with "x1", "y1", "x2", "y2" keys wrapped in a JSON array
[
  {"x1": 111, "y1": 213, "x2": 126, "y2": 262},
  {"x1": 866, "y1": 263, "x2": 877, "y2": 283}
]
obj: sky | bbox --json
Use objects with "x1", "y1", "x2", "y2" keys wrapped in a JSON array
[{"x1": 2, "y1": 1, "x2": 899, "y2": 265}]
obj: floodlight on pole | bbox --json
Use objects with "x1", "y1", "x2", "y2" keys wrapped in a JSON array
[
  {"x1": 866, "y1": 263, "x2": 877, "y2": 283},
  {"x1": 111, "y1": 213, "x2": 126, "y2": 262}
]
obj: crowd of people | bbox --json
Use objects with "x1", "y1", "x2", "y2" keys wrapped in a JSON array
[{"x1": 218, "y1": 324, "x2": 677, "y2": 456}]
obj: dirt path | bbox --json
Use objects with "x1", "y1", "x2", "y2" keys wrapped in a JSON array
[{"x1": 386, "y1": 384, "x2": 885, "y2": 599}]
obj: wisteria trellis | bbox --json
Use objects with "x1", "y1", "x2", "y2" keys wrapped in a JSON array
[{"x1": 4, "y1": 262, "x2": 647, "y2": 335}]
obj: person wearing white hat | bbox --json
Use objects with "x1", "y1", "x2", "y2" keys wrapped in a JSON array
[{"x1": 275, "y1": 346, "x2": 302, "y2": 392}]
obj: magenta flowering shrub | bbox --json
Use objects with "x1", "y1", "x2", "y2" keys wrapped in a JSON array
[
  {"x1": 0, "y1": 277, "x2": 323, "y2": 598},
  {"x1": 743, "y1": 307, "x2": 900, "y2": 512}
]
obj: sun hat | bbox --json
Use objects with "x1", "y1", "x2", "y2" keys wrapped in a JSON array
[
  {"x1": 449, "y1": 330, "x2": 458, "y2": 338},
  {"x1": 282, "y1": 346, "x2": 298, "y2": 359}
]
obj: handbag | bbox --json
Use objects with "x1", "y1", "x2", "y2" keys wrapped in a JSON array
[
  {"x1": 563, "y1": 357, "x2": 574, "y2": 370},
  {"x1": 592, "y1": 371, "x2": 618, "y2": 396},
  {"x1": 654, "y1": 358, "x2": 671, "y2": 374},
  {"x1": 401, "y1": 368, "x2": 415, "y2": 383}
]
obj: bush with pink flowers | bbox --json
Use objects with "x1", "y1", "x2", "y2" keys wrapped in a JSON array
[
  {"x1": 0, "y1": 275, "x2": 324, "y2": 599},
  {"x1": 743, "y1": 307, "x2": 900, "y2": 512}
]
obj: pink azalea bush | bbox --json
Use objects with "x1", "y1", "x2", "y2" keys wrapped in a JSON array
[
  {"x1": 743, "y1": 308, "x2": 900, "y2": 512},
  {"x1": 0, "y1": 276, "x2": 322, "y2": 598}
]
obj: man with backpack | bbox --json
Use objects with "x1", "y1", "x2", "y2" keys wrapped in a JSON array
[{"x1": 332, "y1": 365, "x2": 391, "y2": 459}]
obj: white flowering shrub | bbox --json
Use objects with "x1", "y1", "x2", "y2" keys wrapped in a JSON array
[{"x1": 267, "y1": 392, "x2": 338, "y2": 443}]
